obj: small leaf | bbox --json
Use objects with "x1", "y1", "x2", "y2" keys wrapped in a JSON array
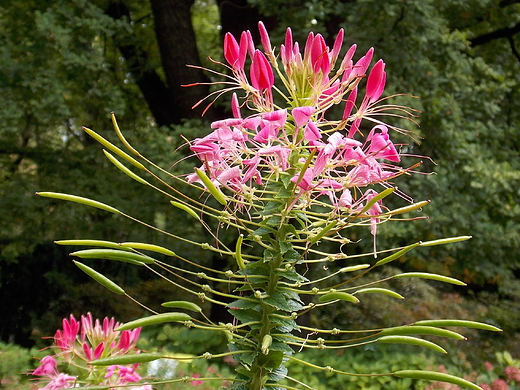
[
  {"x1": 318, "y1": 291, "x2": 359, "y2": 304},
  {"x1": 413, "y1": 319, "x2": 502, "y2": 332},
  {"x1": 73, "y1": 261, "x2": 125, "y2": 295},
  {"x1": 378, "y1": 335, "x2": 447, "y2": 353},
  {"x1": 70, "y1": 249, "x2": 155, "y2": 265},
  {"x1": 394, "y1": 370, "x2": 482, "y2": 390},
  {"x1": 36, "y1": 192, "x2": 120, "y2": 214},
  {"x1": 380, "y1": 326, "x2": 465, "y2": 340},
  {"x1": 116, "y1": 313, "x2": 192, "y2": 331},
  {"x1": 354, "y1": 288, "x2": 404, "y2": 299},
  {"x1": 161, "y1": 301, "x2": 202, "y2": 312},
  {"x1": 392, "y1": 272, "x2": 466, "y2": 286},
  {"x1": 90, "y1": 353, "x2": 163, "y2": 366}
]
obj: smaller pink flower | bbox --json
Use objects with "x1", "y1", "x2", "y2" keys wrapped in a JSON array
[
  {"x1": 33, "y1": 356, "x2": 58, "y2": 376},
  {"x1": 484, "y1": 362, "x2": 494, "y2": 371},
  {"x1": 491, "y1": 379, "x2": 509, "y2": 390},
  {"x1": 190, "y1": 373, "x2": 204, "y2": 386},
  {"x1": 504, "y1": 366, "x2": 520, "y2": 382}
]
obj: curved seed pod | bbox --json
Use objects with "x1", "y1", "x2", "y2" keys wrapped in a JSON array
[
  {"x1": 378, "y1": 335, "x2": 447, "y2": 354},
  {"x1": 375, "y1": 242, "x2": 420, "y2": 266},
  {"x1": 55, "y1": 240, "x2": 132, "y2": 251},
  {"x1": 394, "y1": 370, "x2": 481, "y2": 390},
  {"x1": 385, "y1": 200, "x2": 430, "y2": 215},
  {"x1": 120, "y1": 242, "x2": 176, "y2": 257},
  {"x1": 36, "y1": 192, "x2": 120, "y2": 214},
  {"x1": 103, "y1": 150, "x2": 150, "y2": 185},
  {"x1": 70, "y1": 249, "x2": 155, "y2": 265},
  {"x1": 339, "y1": 264, "x2": 370, "y2": 273},
  {"x1": 420, "y1": 236, "x2": 472, "y2": 247},
  {"x1": 319, "y1": 291, "x2": 359, "y2": 304},
  {"x1": 90, "y1": 352, "x2": 163, "y2": 366},
  {"x1": 170, "y1": 201, "x2": 200, "y2": 220},
  {"x1": 194, "y1": 168, "x2": 227, "y2": 205},
  {"x1": 235, "y1": 234, "x2": 246, "y2": 271},
  {"x1": 83, "y1": 127, "x2": 145, "y2": 170},
  {"x1": 380, "y1": 326, "x2": 465, "y2": 340},
  {"x1": 392, "y1": 272, "x2": 466, "y2": 286},
  {"x1": 358, "y1": 187, "x2": 395, "y2": 215},
  {"x1": 73, "y1": 261, "x2": 125, "y2": 295},
  {"x1": 161, "y1": 301, "x2": 202, "y2": 312},
  {"x1": 414, "y1": 319, "x2": 502, "y2": 332},
  {"x1": 354, "y1": 288, "x2": 404, "y2": 299},
  {"x1": 116, "y1": 313, "x2": 192, "y2": 331},
  {"x1": 111, "y1": 112, "x2": 140, "y2": 156}
]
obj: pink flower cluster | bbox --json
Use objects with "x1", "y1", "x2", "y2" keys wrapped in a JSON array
[
  {"x1": 32, "y1": 313, "x2": 149, "y2": 390},
  {"x1": 189, "y1": 22, "x2": 414, "y2": 242}
]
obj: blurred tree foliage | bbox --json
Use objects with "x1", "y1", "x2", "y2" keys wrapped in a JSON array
[{"x1": 1, "y1": 0, "x2": 519, "y2": 347}]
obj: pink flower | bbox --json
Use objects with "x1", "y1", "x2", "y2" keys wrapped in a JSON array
[
  {"x1": 491, "y1": 379, "x2": 509, "y2": 390},
  {"x1": 484, "y1": 362, "x2": 494, "y2": 371},
  {"x1": 39, "y1": 373, "x2": 77, "y2": 390},
  {"x1": 190, "y1": 373, "x2": 204, "y2": 386},
  {"x1": 504, "y1": 366, "x2": 520, "y2": 382},
  {"x1": 33, "y1": 356, "x2": 58, "y2": 376}
]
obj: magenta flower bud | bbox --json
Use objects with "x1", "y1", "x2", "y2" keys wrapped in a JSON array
[
  {"x1": 250, "y1": 50, "x2": 274, "y2": 90},
  {"x1": 330, "y1": 28, "x2": 344, "y2": 67},
  {"x1": 342, "y1": 86, "x2": 358, "y2": 120},
  {"x1": 238, "y1": 31, "x2": 252, "y2": 69},
  {"x1": 258, "y1": 21, "x2": 272, "y2": 56},
  {"x1": 231, "y1": 93, "x2": 241, "y2": 118},
  {"x1": 224, "y1": 32, "x2": 240, "y2": 68},
  {"x1": 310, "y1": 34, "x2": 330, "y2": 74},
  {"x1": 366, "y1": 59, "x2": 386, "y2": 103},
  {"x1": 352, "y1": 47, "x2": 374, "y2": 78},
  {"x1": 94, "y1": 342, "x2": 105, "y2": 360}
]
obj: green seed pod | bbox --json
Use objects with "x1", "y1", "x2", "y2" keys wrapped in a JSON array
[
  {"x1": 420, "y1": 236, "x2": 472, "y2": 247},
  {"x1": 73, "y1": 261, "x2": 125, "y2": 295},
  {"x1": 386, "y1": 200, "x2": 431, "y2": 215},
  {"x1": 194, "y1": 168, "x2": 227, "y2": 205},
  {"x1": 83, "y1": 127, "x2": 145, "y2": 170},
  {"x1": 354, "y1": 288, "x2": 404, "y2": 300},
  {"x1": 36, "y1": 192, "x2": 120, "y2": 214},
  {"x1": 358, "y1": 187, "x2": 395, "y2": 215},
  {"x1": 319, "y1": 291, "x2": 359, "y2": 304},
  {"x1": 394, "y1": 370, "x2": 481, "y2": 390},
  {"x1": 111, "y1": 112, "x2": 140, "y2": 156},
  {"x1": 161, "y1": 301, "x2": 202, "y2": 312},
  {"x1": 235, "y1": 234, "x2": 246, "y2": 271},
  {"x1": 375, "y1": 242, "x2": 420, "y2": 266},
  {"x1": 380, "y1": 326, "x2": 465, "y2": 340},
  {"x1": 414, "y1": 319, "x2": 502, "y2": 332},
  {"x1": 90, "y1": 352, "x2": 163, "y2": 366},
  {"x1": 103, "y1": 150, "x2": 150, "y2": 185},
  {"x1": 310, "y1": 221, "x2": 338, "y2": 244},
  {"x1": 55, "y1": 239, "x2": 132, "y2": 251},
  {"x1": 70, "y1": 249, "x2": 155, "y2": 265},
  {"x1": 116, "y1": 313, "x2": 192, "y2": 331},
  {"x1": 170, "y1": 201, "x2": 200, "y2": 220},
  {"x1": 378, "y1": 335, "x2": 447, "y2": 354},
  {"x1": 120, "y1": 242, "x2": 176, "y2": 257},
  {"x1": 392, "y1": 272, "x2": 466, "y2": 286}
]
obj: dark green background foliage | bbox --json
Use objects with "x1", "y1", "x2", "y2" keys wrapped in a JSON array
[{"x1": 1, "y1": 0, "x2": 518, "y2": 359}]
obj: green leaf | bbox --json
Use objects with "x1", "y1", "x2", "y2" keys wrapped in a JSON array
[
  {"x1": 70, "y1": 249, "x2": 155, "y2": 265},
  {"x1": 89, "y1": 353, "x2": 163, "y2": 366},
  {"x1": 116, "y1": 313, "x2": 192, "y2": 330},
  {"x1": 380, "y1": 326, "x2": 465, "y2": 340},
  {"x1": 73, "y1": 261, "x2": 125, "y2": 295},
  {"x1": 413, "y1": 319, "x2": 502, "y2": 332},
  {"x1": 392, "y1": 272, "x2": 466, "y2": 285},
  {"x1": 36, "y1": 192, "x2": 121, "y2": 214},
  {"x1": 378, "y1": 335, "x2": 447, "y2": 353},
  {"x1": 393, "y1": 370, "x2": 482, "y2": 390}
]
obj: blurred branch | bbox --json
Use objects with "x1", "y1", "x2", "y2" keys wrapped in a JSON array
[{"x1": 469, "y1": 21, "x2": 520, "y2": 46}]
